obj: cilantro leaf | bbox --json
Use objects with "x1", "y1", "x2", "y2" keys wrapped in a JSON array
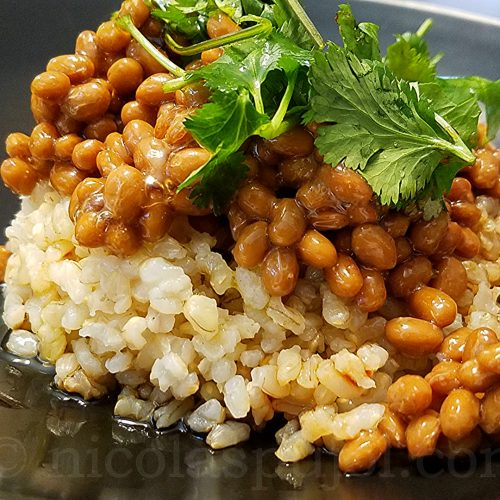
[
  {"x1": 440, "y1": 76, "x2": 500, "y2": 141},
  {"x1": 385, "y1": 19, "x2": 442, "y2": 83},
  {"x1": 184, "y1": 90, "x2": 268, "y2": 152},
  {"x1": 336, "y1": 4, "x2": 381, "y2": 61},
  {"x1": 188, "y1": 152, "x2": 248, "y2": 213},
  {"x1": 309, "y1": 43, "x2": 475, "y2": 207},
  {"x1": 419, "y1": 79, "x2": 481, "y2": 147}
]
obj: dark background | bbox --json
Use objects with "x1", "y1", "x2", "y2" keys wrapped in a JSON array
[{"x1": 0, "y1": 1, "x2": 499, "y2": 498}]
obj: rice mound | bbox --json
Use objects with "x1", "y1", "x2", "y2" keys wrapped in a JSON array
[{"x1": 3, "y1": 182, "x2": 500, "y2": 459}]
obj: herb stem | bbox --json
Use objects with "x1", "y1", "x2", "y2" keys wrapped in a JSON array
[
  {"x1": 283, "y1": 0, "x2": 325, "y2": 48},
  {"x1": 116, "y1": 15, "x2": 185, "y2": 77},
  {"x1": 434, "y1": 113, "x2": 476, "y2": 164},
  {"x1": 164, "y1": 16, "x2": 273, "y2": 56},
  {"x1": 416, "y1": 18, "x2": 433, "y2": 38}
]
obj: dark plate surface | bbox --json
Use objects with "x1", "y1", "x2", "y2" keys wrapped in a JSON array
[{"x1": 0, "y1": 1, "x2": 499, "y2": 498}]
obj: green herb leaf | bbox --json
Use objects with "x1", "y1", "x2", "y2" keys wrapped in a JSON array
[
  {"x1": 385, "y1": 19, "x2": 442, "y2": 83},
  {"x1": 419, "y1": 79, "x2": 481, "y2": 147},
  {"x1": 336, "y1": 4, "x2": 381, "y2": 61},
  {"x1": 184, "y1": 90, "x2": 268, "y2": 152},
  {"x1": 440, "y1": 76, "x2": 500, "y2": 141},
  {"x1": 187, "y1": 151, "x2": 249, "y2": 214},
  {"x1": 309, "y1": 43, "x2": 475, "y2": 207}
]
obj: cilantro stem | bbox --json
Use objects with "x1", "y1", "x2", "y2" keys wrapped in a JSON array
[
  {"x1": 115, "y1": 15, "x2": 185, "y2": 77},
  {"x1": 258, "y1": 69, "x2": 299, "y2": 139},
  {"x1": 163, "y1": 74, "x2": 198, "y2": 93},
  {"x1": 164, "y1": 16, "x2": 273, "y2": 56},
  {"x1": 416, "y1": 18, "x2": 433, "y2": 38},
  {"x1": 282, "y1": 0, "x2": 325, "y2": 49},
  {"x1": 433, "y1": 113, "x2": 476, "y2": 164}
]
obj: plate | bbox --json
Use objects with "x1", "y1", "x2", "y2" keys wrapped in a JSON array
[{"x1": 0, "y1": 1, "x2": 499, "y2": 498}]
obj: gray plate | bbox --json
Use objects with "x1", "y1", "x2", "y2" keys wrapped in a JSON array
[{"x1": 0, "y1": 1, "x2": 499, "y2": 498}]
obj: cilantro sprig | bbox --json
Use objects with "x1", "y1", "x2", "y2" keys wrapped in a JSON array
[{"x1": 117, "y1": 2, "x2": 500, "y2": 217}]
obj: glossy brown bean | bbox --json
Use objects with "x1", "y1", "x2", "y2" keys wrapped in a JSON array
[
  {"x1": 433, "y1": 221, "x2": 463, "y2": 258},
  {"x1": 118, "y1": 0, "x2": 150, "y2": 28},
  {"x1": 352, "y1": 224, "x2": 397, "y2": 270},
  {"x1": 387, "y1": 256, "x2": 433, "y2": 298},
  {"x1": 104, "y1": 165, "x2": 145, "y2": 220},
  {"x1": 378, "y1": 406, "x2": 407, "y2": 448},
  {"x1": 31, "y1": 71, "x2": 71, "y2": 101},
  {"x1": 468, "y1": 148, "x2": 499, "y2": 189},
  {"x1": 262, "y1": 247, "x2": 299, "y2": 297},
  {"x1": 54, "y1": 134, "x2": 82, "y2": 161},
  {"x1": 462, "y1": 327, "x2": 498, "y2": 362},
  {"x1": 430, "y1": 257, "x2": 468, "y2": 301},
  {"x1": 406, "y1": 411, "x2": 441, "y2": 458},
  {"x1": 31, "y1": 95, "x2": 59, "y2": 123},
  {"x1": 83, "y1": 114, "x2": 118, "y2": 142},
  {"x1": 381, "y1": 213, "x2": 410, "y2": 238},
  {"x1": 409, "y1": 211, "x2": 449, "y2": 255},
  {"x1": 458, "y1": 359, "x2": 499, "y2": 392},
  {"x1": 104, "y1": 132, "x2": 133, "y2": 164},
  {"x1": 386, "y1": 375, "x2": 432, "y2": 417},
  {"x1": 0, "y1": 158, "x2": 38, "y2": 195},
  {"x1": 207, "y1": 12, "x2": 240, "y2": 38},
  {"x1": 395, "y1": 237, "x2": 412, "y2": 263},
  {"x1": 232, "y1": 221, "x2": 269, "y2": 268},
  {"x1": 279, "y1": 155, "x2": 318, "y2": 187},
  {"x1": 138, "y1": 203, "x2": 173, "y2": 243},
  {"x1": 30, "y1": 122, "x2": 59, "y2": 160},
  {"x1": 126, "y1": 40, "x2": 166, "y2": 76},
  {"x1": 237, "y1": 182, "x2": 276, "y2": 220},
  {"x1": 269, "y1": 199, "x2": 307, "y2": 247},
  {"x1": 96, "y1": 150, "x2": 127, "y2": 177},
  {"x1": 133, "y1": 137, "x2": 171, "y2": 180},
  {"x1": 50, "y1": 162, "x2": 87, "y2": 196},
  {"x1": 61, "y1": 81, "x2": 111, "y2": 122},
  {"x1": 450, "y1": 201, "x2": 482, "y2": 228},
  {"x1": 136, "y1": 73, "x2": 176, "y2": 106},
  {"x1": 408, "y1": 286, "x2": 457, "y2": 328},
  {"x1": 346, "y1": 203, "x2": 379, "y2": 225},
  {"x1": 68, "y1": 177, "x2": 105, "y2": 220},
  {"x1": 201, "y1": 47, "x2": 224, "y2": 65},
  {"x1": 167, "y1": 148, "x2": 211, "y2": 185},
  {"x1": 5, "y1": 133, "x2": 31, "y2": 159},
  {"x1": 477, "y1": 343, "x2": 500, "y2": 374},
  {"x1": 227, "y1": 203, "x2": 249, "y2": 240},
  {"x1": 54, "y1": 112, "x2": 83, "y2": 136},
  {"x1": 325, "y1": 253, "x2": 363, "y2": 298},
  {"x1": 296, "y1": 179, "x2": 335, "y2": 211},
  {"x1": 107, "y1": 58, "x2": 144, "y2": 97},
  {"x1": 338, "y1": 430, "x2": 387, "y2": 473},
  {"x1": 47, "y1": 54, "x2": 94, "y2": 84},
  {"x1": 320, "y1": 165, "x2": 373, "y2": 205},
  {"x1": 438, "y1": 327, "x2": 472, "y2": 362},
  {"x1": 425, "y1": 361, "x2": 462, "y2": 395},
  {"x1": 96, "y1": 21, "x2": 131, "y2": 53},
  {"x1": 440, "y1": 389, "x2": 480, "y2": 441},
  {"x1": 122, "y1": 119, "x2": 154, "y2": 155},
  {"x1": 454, "y1": 227, "x2": 480, "y2": 259},
  {"x1": 355, "y1": 268, "x2": 386, "y2": 313},
  {"x1": 267, "y1": 127, "x2": 314, "y2": 157},
  {"x1": 252, "y1": 139, "x2": 280, "y2": 167},
  {"x1": 75, "y1": 30, "x2": 103, "y2": 71},
  {"x1": 297, "y1": 230, "x2": 337, "y2": 269},
  {"x1": 175, "y1": 82, "x2": 210, "y2": 108},
  {"x1": 120, "y1": 101, "x2": 157, "y2": 126},
  {"x1": 105, "y1": 221, "x2": 141, "y2": 256},
  {"x1": 447, "y1": 177, "x2": 475, "y2": 203},
  {"x1": 74, "y1": 211, "x2": 108, "y2": 247},
  {"x1": 28, "y1": 158, "x2": 53, "y2": 177},
  {"x1": 309, "y1": 210, "x2": 350, "y2": 231},
  {"x1": 72, "y1": 139, "x2": 104, "y2": 172},
  {"x1": 385, "y1": 317, "x2": 444, "y2": 356},
  {"x1": 479, "y1": 384, "x2": 500, "y2": 434}
]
